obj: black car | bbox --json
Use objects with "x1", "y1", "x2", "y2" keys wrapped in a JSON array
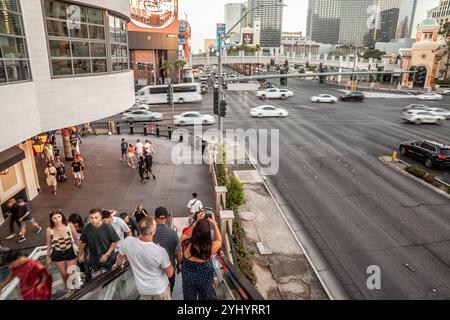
[
  {"x1": 399, "y1": 140, "x2": 450, "y2": 168},
  {"x1": 339, "y1": 92, "x2": 365, "y2": 102}
]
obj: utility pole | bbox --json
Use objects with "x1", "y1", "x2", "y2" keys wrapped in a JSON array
[{"x1": 168, "y1": 83, "x2": 175, "y2": 129}]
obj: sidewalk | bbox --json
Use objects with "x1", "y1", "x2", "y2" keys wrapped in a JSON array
[{"x1": 0, "y1": 135, "x2": 215, "y2": 251}]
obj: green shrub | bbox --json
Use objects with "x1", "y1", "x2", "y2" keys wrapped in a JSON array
[
  {"x1": 232, "y1": 220, "x2": 257, "y2": 285},
  {"x1": 436, "y1": 79, "x2": 450, "y2": 86},
  {"x1": 226, "y1": 176, "x2": 244, "y2": 212},
  {"x1": 423, "y1": 173, "x2": 437, "y2": 184},
  {"x1": 406, "y1": 166, "x2": 426, "y2": 179}
]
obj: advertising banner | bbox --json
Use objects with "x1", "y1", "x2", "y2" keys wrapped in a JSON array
[
  {"x1": 129, "y1": 0, "x2": 179, "y2": 34},
  {"x1": 242, "y1": 33, "x2": 254, "y2": 45},
  {"x1": 216, "y1": 23, "x2": 226, "y2": 51}
]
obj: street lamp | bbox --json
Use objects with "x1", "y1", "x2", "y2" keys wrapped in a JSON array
[
  {"x1": 217, "y1": 2, "x2": 287, "y2": 144},
  {"x1": 32, "y1": 133, "x2": 48, "y2": 154}
]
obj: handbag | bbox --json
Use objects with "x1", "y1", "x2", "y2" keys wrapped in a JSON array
[{"x1": 67, "y1": 225, "x2": 79, "y2": 255}]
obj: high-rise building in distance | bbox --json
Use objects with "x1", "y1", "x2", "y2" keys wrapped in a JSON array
[
  {"x1": 306, "y1": 0, "x2": 417, "y2": 47},
  {"x1": 247, "y1": 0, "x2": 284, "y2": 48},
  {"x1": 225, "y1": 2, "x2": 247, "y2": 44},
  {"x1": 428, "y1": 0, "x2": 450, "y2": 28}
]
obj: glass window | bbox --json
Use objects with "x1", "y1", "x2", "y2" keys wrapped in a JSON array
[
  {"x1": 49, "y1": 40, "x2": 70, "y2": 57},
  {"x1": 46, "y1": 20, "x2": 68, "y2": 37},
  {"x1": 73, "y1": 59, "x2": 91, "y2": 74},
  {"x1": 90, "y1": 43, "x2": 106, "y2": 57},
  {"x1": 92, "y1": 59, "x2": 106, "y2": 73},
  {"x1": 0, "y1": 12, "x2": 23, "y2": 36},
  {"x1": 0, "y1": 61, "x2": 6, "y2": 82},
  {"x1": 0, "y1": 37, "x2": 27, "y2": 59},
  {"x1": 71, "y1": 41, "x2": 90, "y2": 57},
  {"x1": 108, "y1": 15, "x2": 115, "y2": 28},
  {"x1": 5, "y1": 60, "x2": 29, "y2": 82},
  {"x1": 88, "y1": 8, "x2": 104, "y2": 25},
  {"x1": 3, "y1": 0, "x2": 21, "y2": 13},
  {"x1": 89, "y1": 25, "x2": 105, "y2": 40},
  {"x1": 69, "y1": 24, "x2": 88, "y2": 39},
  {"x1": 44, "y1": 0, "x2": 67, "y2": 19},
  {"x1": 51, "y1": 59, "x2": 72, "y2": 75}
]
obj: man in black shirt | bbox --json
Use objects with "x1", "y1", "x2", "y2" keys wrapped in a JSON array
[
  {"x1": 144, "y1": 153, "x2": 156, "y2": 180},
  {"x1": 78, "y1": 208, "x2": 120, "y2": 279},
  {"x1": 72, "y1": 159, "x2": 82, "y2": 186},
  {"x1": 5, "y1": 198, "x2": 20, "y2": 240},
  {"x1": 121, "y1": 138, "x2": 128, "y2": 162}
]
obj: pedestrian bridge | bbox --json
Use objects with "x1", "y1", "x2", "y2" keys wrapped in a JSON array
[{"x1": 192, "y1": 52, "x2": 380, "y2": 71}]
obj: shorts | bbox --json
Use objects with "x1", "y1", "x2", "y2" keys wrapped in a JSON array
[
  {"x1": 46, "y1": 176, "x2": 57, "y2": 187},
  {"x1": 51, "y1": 247, "x2": 76, "y2": 262},
  {"x1": 18, "y1": 218, "x2": 36, "y2": 228},
  {"x1": 127, "y1": 153, "x2": 134, "y2": 158},
  {"x1": 73, "y1": 172, "x2": 82, "y2": 179}
]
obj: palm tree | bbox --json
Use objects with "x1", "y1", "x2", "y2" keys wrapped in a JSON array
[
  {"x1": 160, "y1": 60, "x2": 174, "y2": 83},
  {"x1": 173, "y1": 59, "x2": 187, "y2": 83},
  {"x1": 439, "y1": 22, "x2": 450, "y2": 79}
]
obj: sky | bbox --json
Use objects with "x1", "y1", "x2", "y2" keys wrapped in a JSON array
[{"x1": 179, "y1": 0, "x2": 440, "y2": 53}]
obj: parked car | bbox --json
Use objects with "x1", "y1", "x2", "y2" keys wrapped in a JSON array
[
  {"x1": 250, "y1": 105, "x2": 289, "y2": 118},
  {"x1": 402, "y1": 104, "x2": 430, "y2": 111},
  {"x1": 174, "y1": 112, "x2": 215, "y2": 126},
  {"x1": 399, "y1": 140, "x2": 450, "y2": 168},
  {"x1": 310, "y1": 94, "x2": 338, "y2": 103},
  {"x1": 256, "y1": 88, "x2": 294, "y2": 100},
  {"x1": 121, "y1": 110, "x2": 163, "y2": 122},
  {"x1": 339, "y1": 91, "x2": 365, "y2": 102},
  {"x1": 416, "y1": 93, "x2": 443, "y2": 101},
  {"x1": 425, "y1": 107, "x2": 450, "y2": 119},
  {"x1": 402, "y1": 110, "x2": 446, "y2": 125}
]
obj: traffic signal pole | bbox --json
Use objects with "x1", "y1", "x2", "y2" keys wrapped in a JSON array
[
  {"x1": 168, "y1": 83, "x2": 175, "y2": 129},
  {"x1": 217, "y1": 32, "x2": 224, "y2": 145}
]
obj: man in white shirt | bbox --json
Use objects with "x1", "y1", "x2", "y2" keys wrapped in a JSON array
[
  {"x1": 101, "y1": 210, "x2": 131, "y2": 248},
  {"x1": 187, "y1": 192, "x2": 203, "y2": 215},
  {"x1": 136, "y1": 139, "x2": 144, "y2": 158},
  {"x1": 144, "y1": 140, "x2": 154, "y2": 155},
  {"x1": 114, "y1": 217, "x2": 173, "y2": 300}
]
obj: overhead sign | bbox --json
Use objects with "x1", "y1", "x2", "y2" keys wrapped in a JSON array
[{"x1": 129, "y1": 0, "x2": 177, "y2": 29}]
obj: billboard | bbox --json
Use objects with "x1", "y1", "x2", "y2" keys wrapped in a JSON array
[
  {"x1": 129, "y1": 0, "x2": 179, "y2": 34},
  {"x1": 242, "y1": 33, "x2": 254, "y2": 45},
  {"x1": 216, "y1": 23, "x2": 226, "y2": 51}
]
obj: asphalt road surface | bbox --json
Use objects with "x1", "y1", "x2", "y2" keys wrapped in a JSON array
[{"x1": 98, "y1": 79, "x2": 450, "y2": 299}]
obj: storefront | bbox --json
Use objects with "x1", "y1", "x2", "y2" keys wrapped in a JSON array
[{"x1": 0, "y1": 142, "x2": 40, "y2": 225}]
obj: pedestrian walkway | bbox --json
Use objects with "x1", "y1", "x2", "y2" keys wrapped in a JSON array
[{"x1": 0, "y1": 135, "x2": 215, "y2": 251}]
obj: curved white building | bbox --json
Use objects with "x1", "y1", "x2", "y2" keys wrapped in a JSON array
[{"x1": 0, "y1": 0, "x2": 134, "y2": 215}]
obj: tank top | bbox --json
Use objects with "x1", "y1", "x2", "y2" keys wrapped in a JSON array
[{"x1": 51, "y1": 226, "x2": 73, "y2": 251}]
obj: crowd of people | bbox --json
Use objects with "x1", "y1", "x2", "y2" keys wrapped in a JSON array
[
  {"x1": 121, "y1": 138, "x2": 157, "y2": 184},
  {"x1": 0, "y1": 192, "x2": 223, "y2": 301}
]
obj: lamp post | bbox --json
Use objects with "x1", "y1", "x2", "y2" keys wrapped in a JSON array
[{"x1": 217, "y1": 2, "x2": 287, "y2": 144}]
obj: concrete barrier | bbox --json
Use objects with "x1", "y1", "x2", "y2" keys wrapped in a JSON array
[{"x1": 227, "y1": 83, "x2": 260, "y2": 91}]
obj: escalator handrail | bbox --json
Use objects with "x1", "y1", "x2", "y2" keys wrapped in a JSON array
[
  {"x1": 217, "y1": 253, "x2": 265, "y2": 301},
  {"x1": 65, "y1": 261, "x2": 131, "y2": 300}
]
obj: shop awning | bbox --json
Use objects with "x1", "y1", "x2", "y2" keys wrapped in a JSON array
[{"x1": 0, "y1": 146, "x2": 25, "y2": 172}]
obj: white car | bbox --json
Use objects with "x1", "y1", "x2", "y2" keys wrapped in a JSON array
[
  {"x1": 310, "y1": 94, "x2": 338, "y2": 103},
  {"x1": 402, "y1": 104, "x2": 430, "y2": 111},
  {"x1": 174, "y1": 112, "x2": 216, "y2": 126},
  {"x1": 126, "y1": 102, "x2": 151, "y2": 112},
  {"x1": 402, "y1": 110, "x2": 446, "y2": 124},
  {"x1": 122, "y1": 110, "x2": 163, "y2": 122},
  {"x1": 426, "y1": 107, "x2": 450, "y2": 118},
  {"x1": 250, "y1": 105, "x2": 289, "y2": 118},
  {"x1": 256, "y1": 88, "x2": 294, "y2": 100},
  {"x1": 416, "y1": 93, "x2": 443, "y2": 101},
  {"x1": 441, "y1": 89, "x2": 450, "y2": 95}
]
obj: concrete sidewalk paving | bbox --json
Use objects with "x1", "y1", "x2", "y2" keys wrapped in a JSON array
[{"x1": 0, "y1": 135, "x2": 215, "y2": 251}]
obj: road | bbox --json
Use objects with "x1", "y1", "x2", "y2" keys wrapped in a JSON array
[{"x1": 97, "y1": 79, "x2": 450, "y2": 299}]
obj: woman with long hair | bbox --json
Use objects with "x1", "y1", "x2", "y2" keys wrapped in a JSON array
[
  {"x1": 130, "y1": 204, "x2": 148, "y2": 224},
  {"x1": 45, "y1": 210, "x2": 80, "y2": 293},
  {"x1": 179, "y1": 212, "x2": 222, "y2": 300}
]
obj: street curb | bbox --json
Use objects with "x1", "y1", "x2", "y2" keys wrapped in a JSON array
[
  {"x1": 379, "y1": 157, "x2": 450, "y2": 201},
  {"x1": 242, "y1": 147, "x2": 349, "y2": 300}
]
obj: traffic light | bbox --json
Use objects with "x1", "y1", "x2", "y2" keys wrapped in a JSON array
[
  {"x1": 167, "y1": 84, "x2": 174, "y2": 105},
  {"x1": 213, "y1": 87, "x2": 219, "y2": 115},
  {"x1": 147, "y1": 64, "x2": 153, "y2": 71},
  {"x1": 129, "y1": 62, "x2": 135, "y2": 69},
  {"x1": 219, "y1": 100, "x2": 227, "y2": 117},
  {"x1": 138, "y1": 62, "x2": 144, "y2": 69},
  {"x1": 415, "y1": 66, "x2": 427, "y2": 85},
  {"x1": 408, "y1": 67, "x2": 416, "y2": 82}
]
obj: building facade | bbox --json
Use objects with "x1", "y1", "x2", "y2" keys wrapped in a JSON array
[
  {"x1": 128, "y1": 0, "x2": 179, "y2": 86},
  {"x1": 247, "y1": 0, "x2": 283, "y2": 48},
  {"x1": 0, "y1": 0, "x2": 134, "y2": 219},
  {"x1": 428, "y1": 0, "x2": 450, "y2": 27},
  {"x1": 240, "y1": 17, "x2": 261, "y2": 48},
  {"x1": 225, "y1": 2, "x2": 247, "y2": 45},
  {"x1": 306, "y1": 0, "x2": 417, "y2": 47}
]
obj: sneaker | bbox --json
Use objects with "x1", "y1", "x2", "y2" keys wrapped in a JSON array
[
  {"x1": 6, "y1": 233, "x2": 16, "y2": 240},
  {"x1": 145, "y1": 177, "x2": 150, "y2": 180},
  {"x1": 153, "y1": 175, "x2": 156, "y2": 180},
  {"x1": 36, "y1": 226, "x2": 42, "y2": 234},
  {"x1": 18, "y1": 237, "x2": 26, "y2": 243}
]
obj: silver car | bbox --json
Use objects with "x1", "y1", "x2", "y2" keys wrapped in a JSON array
[{"x1": 122, "y1": 110, "x2": 163, "y2": 122}]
